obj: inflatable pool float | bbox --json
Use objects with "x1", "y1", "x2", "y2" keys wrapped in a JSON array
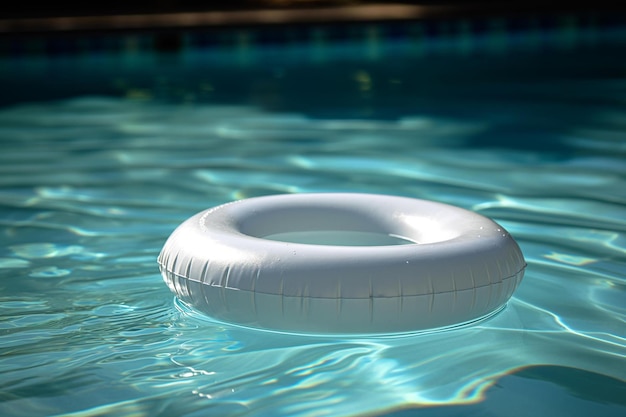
[{"x1": 158, "y1": 193, "x2": 526, "y2": 334}]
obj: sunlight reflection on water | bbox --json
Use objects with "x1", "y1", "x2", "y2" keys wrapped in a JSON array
[{"x1": 0, "y1": 97, "x2": 624, "y2": 417}]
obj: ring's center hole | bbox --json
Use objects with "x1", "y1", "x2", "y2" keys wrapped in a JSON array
[{"x1": 262, "y1": 230, "x2": 416, "y2": 246}]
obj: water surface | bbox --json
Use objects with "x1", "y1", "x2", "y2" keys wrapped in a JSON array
[{"x1": 0, "y1": 21, "x2": 625, "y2": 417}]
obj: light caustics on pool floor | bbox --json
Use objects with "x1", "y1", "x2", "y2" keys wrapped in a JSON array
[{"x1": 0, "y1": 98, "x2": 624, "y2": 417}]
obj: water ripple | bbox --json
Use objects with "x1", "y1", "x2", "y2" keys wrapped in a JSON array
[{"x1": 0, "y1": 97, "x2": 624, "y2": 417}]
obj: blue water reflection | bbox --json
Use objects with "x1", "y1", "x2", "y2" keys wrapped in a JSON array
[{"x1": 0, "y1": 37, "x2": 625, "y2": 416}]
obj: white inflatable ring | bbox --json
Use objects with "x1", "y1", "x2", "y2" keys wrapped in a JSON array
[{"x1": 158, "y1": 193, "x2": 526, "y2": 334}]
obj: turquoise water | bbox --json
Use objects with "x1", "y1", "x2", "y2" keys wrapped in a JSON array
[
  {"x1": 1, "y1": 19, "x2": 626, "y2": 416},
  {"x1": 262, "y1": 230, "x2": 416, "y2": 246}
]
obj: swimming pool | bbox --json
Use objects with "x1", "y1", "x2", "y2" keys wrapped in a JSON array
[{"x1": 1, "y1": 13, "x2": 625, "y2": 417}]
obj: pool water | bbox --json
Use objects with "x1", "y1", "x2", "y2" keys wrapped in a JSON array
[
  {"x1": 1, "y1": 16, "x2": 625, "y2": 417},
  {"x1": 263, "y1": 230, "x2": 417, "y2": 246}
]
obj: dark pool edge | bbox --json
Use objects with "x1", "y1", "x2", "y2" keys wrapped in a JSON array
[
  {"x1": 1, "y1": 2, "x2": 625, "y2": 34},
  {"x1": 2, "y1": 10, "x2": 625, "y2": 59}
]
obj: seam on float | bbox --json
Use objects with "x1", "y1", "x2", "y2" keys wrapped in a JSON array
[{"x1": 160, "y1": 264, "x2": 526, "y2": 300}]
